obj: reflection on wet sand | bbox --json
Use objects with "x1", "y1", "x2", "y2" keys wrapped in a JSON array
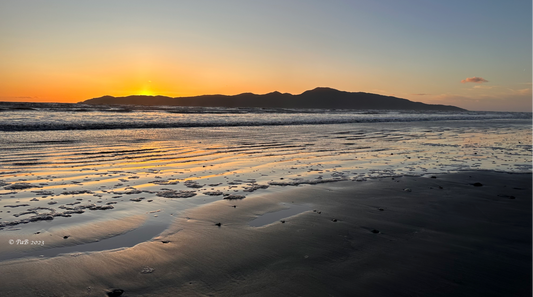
[{"x1": 0, "y1": 120, "x2": 531, "y2": 260}]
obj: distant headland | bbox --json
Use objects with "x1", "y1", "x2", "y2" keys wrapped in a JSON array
[{"x1": 81, "y1": 87, "x2": 466, "y2": 111}]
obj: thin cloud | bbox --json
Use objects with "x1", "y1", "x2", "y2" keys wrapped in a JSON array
[
  {"x1": 461, "y1": 77, "x2": 488, "y2": 83},
  {"x1": 512, "y1": 88, "x2": 532, "y2": 95}
]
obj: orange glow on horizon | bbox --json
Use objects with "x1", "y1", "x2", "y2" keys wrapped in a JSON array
[{"x1": 0, "y1": 44, "x2": 352, "y2": 103}]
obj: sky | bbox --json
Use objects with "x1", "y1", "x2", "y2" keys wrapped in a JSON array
[{"x1": 1, "y1": 0, "x2": 531, "y2": 111}]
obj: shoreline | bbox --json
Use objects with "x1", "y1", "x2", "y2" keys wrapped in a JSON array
[{"x1": 0, "y1": 170, "x2": 531, "y2": 296}]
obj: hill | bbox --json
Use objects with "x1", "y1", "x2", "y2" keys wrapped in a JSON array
[{"x1": 81, "y1": 87, "x2": 466, "y2": 111}]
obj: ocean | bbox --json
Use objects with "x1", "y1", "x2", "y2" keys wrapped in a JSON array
[
  {"x1": 0, "y1": 101, "x2": 530, "y2": 131},
  {"x1": 0, "y1": 102, "x2": 531, "y2": 259}
]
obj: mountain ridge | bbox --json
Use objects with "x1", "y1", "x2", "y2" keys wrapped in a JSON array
[{"x1": 80, "y1": 87, "x2": 466, "y2": 111}]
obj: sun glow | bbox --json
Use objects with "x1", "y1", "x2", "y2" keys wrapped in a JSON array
[
  {"x1": 139, "y1": 89, "x2": 153, "y2": 96},
  {"x1": 138, "y1": 81, "x2": 153, "y2": 96}
]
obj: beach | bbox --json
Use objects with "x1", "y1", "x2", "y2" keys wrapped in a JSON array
[
  {"x1": 0, "y1": 171, "x2": 530, "y2": 296},
  {"x1": 0, "y1": 106, "x2": 531, "y2": 296}
]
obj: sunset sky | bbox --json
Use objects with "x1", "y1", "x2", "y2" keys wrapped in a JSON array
[{"x1": 1, "y1": 0, "x2": 531, "y2": 111}]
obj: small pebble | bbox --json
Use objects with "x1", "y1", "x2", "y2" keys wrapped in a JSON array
[
  {"x1": 141, "y1": 267, "x2": 155, "y2": 274},
  {"x1": 106, "y1": 289, "x2": 124, "y2": 297}
]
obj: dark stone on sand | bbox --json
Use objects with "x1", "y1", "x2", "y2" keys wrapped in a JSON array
[
  {"x1": 184, "y1": 180, "x2": 204, "y2": 188},
  {"x1": 215, "y1": 223, "x2": 222, "y2": 227},
  {"x1": 162, "y1": 240, "x2": 170, "y2": 243},
  {"x1": 60, "y1": 190, "x2": 93, "y2": 195},
  {"x1": 430, "y1": 176, "x2": 437, "y2": 179},
  {"x1": 106, "y1": 289, "x2": 124, "y2": 297},
  {"x1": 63, "y1": 235, "x2": 69, "y2": 239},
  {"x1": 243, "y1": 184, "x2": 269, "y2": 192},
  {"x1": 203, "y1": 190, "x2": 224, "y2": 196},
  {"x1": 157, "y1": 189, "x2": 197, "y2": 198},
  {"x1": 140, "y1": 267, "x2": 155, "y2": 274},
  {"x1": 87, "y1": 204, "x2": 114, "y2": 210},
  {"x1": 4, "y1": 183, "x2": 38, "y2": 190},
  {"x1": 4, "y1": 204, "x2": 30, "y2": 208},
  {"x1": 371, "y1": 229, "x2": 380, "y2": 234},
  {"x1": 332, "y1": 219, "x2": 338, "y2": 222},
  {"x1": 378, "y1": 208, "x2": 384, "y2": 211},
  {"x1": 281, "y1": 220, "x2": 285, "y2": 223},
  {"x1": 223, "y1": 194, "x2": 246, "y2": 200},
  {"x1": 29, "y1": 214, "x2": 54, "y2": 222},
  {"x1": 472, "y1": 182, "x2": 483, "y2": 187}
]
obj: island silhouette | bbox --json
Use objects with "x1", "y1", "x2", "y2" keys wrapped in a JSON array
[{"x1": 81, "y1": 87, "x2": 465, "y2": 111}]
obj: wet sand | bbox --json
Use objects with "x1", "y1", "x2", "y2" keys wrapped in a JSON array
[
  {"x1": 1, "y1": 121, "x2": 531, "y2": 240},
  {"x1": 0, "y1": 170, "x2": 530, "y2": 296}
]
